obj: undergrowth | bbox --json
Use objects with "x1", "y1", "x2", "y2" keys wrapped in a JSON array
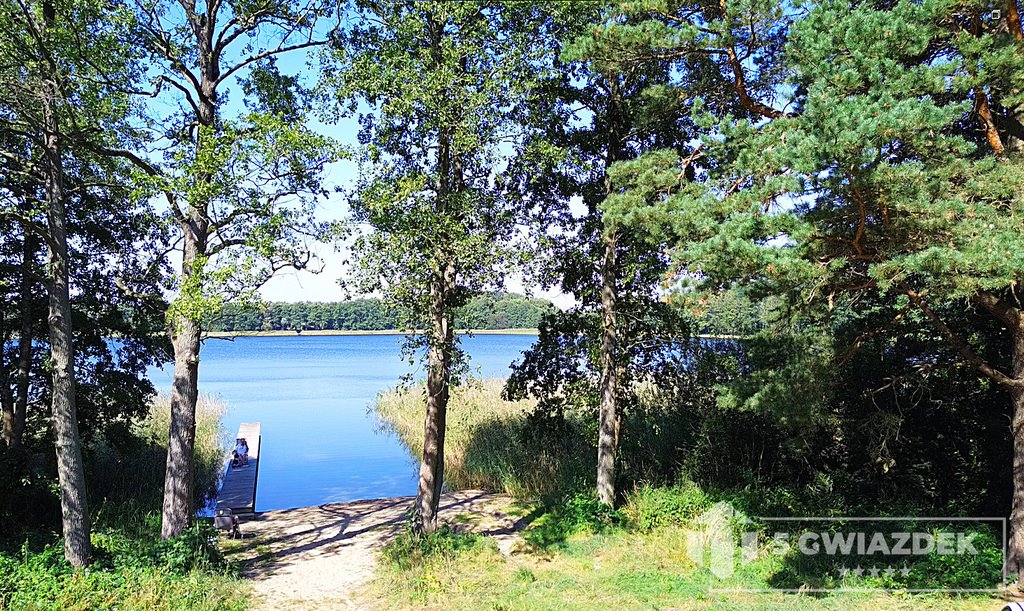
[{"x1": 0, "y1": 396, "x2": 245, "y2": 610}]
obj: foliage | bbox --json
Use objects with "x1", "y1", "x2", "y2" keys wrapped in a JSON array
[
  {"x1": 0, "y1": 0, "x2": 167, "y2": 445},
  {"x1": 130, "y1": 0, "x2": 343, "y2": 329},
  {"x1": 600, "y1": 0, "x2": 1024, "y2": 412},
  {"x1": 506, "y1": 302, "x2": 695, "y2": 421},
  {"x1": 136, "y1": 113, "x2": 342, "y2": 328},
  {"x1": 0, "y1": 524, "x2": 245, "y2": 611},
  {"x1": 322, "y1": 0, "x2": 554, "y2": 350},
  {"x1": 208, "y1": 292, "x2": 556, "y2": 332}
]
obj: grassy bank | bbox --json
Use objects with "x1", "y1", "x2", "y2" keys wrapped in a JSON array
[
  {"x1": 205, "y1": 328, "x2": 540, "y2": 338},
  {"x1": 372, "y1": 381, "x2": 1006, "y2": 609},
  {"x1": 371, "y1": 522, "x2": 1002, "y2": 610},
  {"x1": 369, "y1": 487, "x2": 1004, "y2": 610},
  {"x1": 88, "y1": 394, "x2": 228, "y2": 511},
  {"x1": 0, "y1": 396, "x2": 248, "y2": 610}
]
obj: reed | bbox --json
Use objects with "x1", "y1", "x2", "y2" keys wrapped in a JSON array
[
  {"x1": 89, "y1": 394, "x2": 229, "y2": 516},
  {"x1": 375, "y1": 379, "x2": 592, "y2": 500}
]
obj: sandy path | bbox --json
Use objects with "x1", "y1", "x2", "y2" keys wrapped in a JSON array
[{"x1": 225, "y1": 490, "x2": 526, "y2": 610}]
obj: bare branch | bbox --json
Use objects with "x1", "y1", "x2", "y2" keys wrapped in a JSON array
[{"x1": 216, "y1": 39, "x2": 326, "y2": 87}]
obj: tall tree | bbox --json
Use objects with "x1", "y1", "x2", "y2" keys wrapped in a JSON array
[
  {"x1": 505, "y1": 3, "x2": 691, "y2": 506},
  {"x1": 601, "y1": 0, "x2": 1024, "y2": 575},
  {"x1": 325, "y1": 0, "x2": 547, "y2": 532},
  {"x1": 0, "y1": 0, "x2": 154, "y2": 565},
  {"x1": 127, "y1": 0, "x2": 341, "y2": 538}
]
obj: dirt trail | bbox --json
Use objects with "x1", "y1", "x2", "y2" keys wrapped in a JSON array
[{"x1": 225, "y1": 490, "x2": 526, "y2": 610}]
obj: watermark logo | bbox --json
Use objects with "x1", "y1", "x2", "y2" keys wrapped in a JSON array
[
  {"x1": 686, "y1": 501, "x2": 757, "y2": 579},
  {"x1": 685, "y1": 508, "x2": 1006, "y2": 593}
]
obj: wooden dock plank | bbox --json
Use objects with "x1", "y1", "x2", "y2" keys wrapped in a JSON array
[{"x1": 216, "y1": 422, "x2": 261, "y2": 514}]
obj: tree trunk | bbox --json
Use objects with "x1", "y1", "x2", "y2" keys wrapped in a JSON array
[
  {"x1": 0, "y1": 341, "x2": 14, "y2": 447},
  {"x1": 12, "y1": 235, "x2": 34, "y2": 449},
  {"x1": 596, "y1": 229, "x2": 620, "y2": 506},
  {"x1": 42, "y1": 87, "x2": 91, "y2": 567},
  {"x1": 161, "y1": 72, "x2": 214, "y2": 537},
  {"x1": 3, "y1": 225, "x2": 38, "y2": 451},
  {"x1": 596, "y1": 79, "x2": 624, "y2": 507},
  {"x1": 160, "y1": 237, "x2": 203, "y2": 539},
  {"x1": 1001, "y1": 1, "x2": 1024, "y2": 153},
  {"x1": 414, "y1": 263, "x2": 455, "y2": 533},
  {"x1": 1008, "y1": 322, "x2": 1024, "y2": 576},
  {"x1": 1007, "y1": 0, "x2": 1023, "y2": 40}
]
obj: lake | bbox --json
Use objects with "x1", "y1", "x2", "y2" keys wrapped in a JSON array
[{"x1": 146, "y1": 333, "x2": 537, "y2": 512}]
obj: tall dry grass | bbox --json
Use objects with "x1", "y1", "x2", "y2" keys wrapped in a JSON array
[{"x1": 375, "y1": 379, "x2": 592, "y2": 500}]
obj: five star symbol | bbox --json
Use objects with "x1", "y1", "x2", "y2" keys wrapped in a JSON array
[{"x1": 836, "y1": 564, "x2": 912, "y2": 579}]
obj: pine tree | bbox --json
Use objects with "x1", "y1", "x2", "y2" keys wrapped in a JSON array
[
  {"x1": 602, "y1": 0, "x2": 1024, "y2": 576},
  {"x1": 505, "y1": 2, "x2": 695, "y2": 506}
]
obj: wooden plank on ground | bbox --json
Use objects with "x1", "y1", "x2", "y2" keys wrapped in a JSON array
[{"x1": 216, "y1": 422, "x2": 261, "y2": 514}]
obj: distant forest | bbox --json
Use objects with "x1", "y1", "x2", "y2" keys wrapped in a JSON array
[{"x1": 208, "y1": 292, "x2": 556, "y2": 332}]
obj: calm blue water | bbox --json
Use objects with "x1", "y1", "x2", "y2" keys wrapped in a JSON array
[{"x1": 146, "y1": 333, "x2": 536, "y2": 512}]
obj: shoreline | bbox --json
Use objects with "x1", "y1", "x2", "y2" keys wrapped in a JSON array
[{"x1": 204, "y1": 328, "x2": 540, "y2": 338}]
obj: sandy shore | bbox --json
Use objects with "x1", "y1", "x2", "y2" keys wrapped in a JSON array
[{"x1": 224, "y1": 491, "x2": 526, "y2": 610}]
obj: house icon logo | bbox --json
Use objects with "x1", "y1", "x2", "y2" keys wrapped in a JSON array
[{"x1": 686, "y1": 501, "x2": 759, "y2": 579}]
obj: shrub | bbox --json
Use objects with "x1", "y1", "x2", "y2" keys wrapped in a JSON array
[
  {"x1": 154, "y1": 522, "x2": 225, "y2": 574},
  {"x1": 383, "y1": 526, "x2": 489, "y2": 572},
  {"x1": 523, "y1": 493, "x2": 622, "y2": 548},
  {"x1": 622, "y1": 481, "x2": 713, "y2": 531}
]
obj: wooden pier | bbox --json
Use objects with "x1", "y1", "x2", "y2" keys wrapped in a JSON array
[{"x1": 216, "y1": 422, "x2": 261, "y2": 514}]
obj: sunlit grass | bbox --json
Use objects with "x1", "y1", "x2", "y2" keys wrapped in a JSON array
[{"x1": 368, "y1": 520, "x2": 1003, "y2": 610}]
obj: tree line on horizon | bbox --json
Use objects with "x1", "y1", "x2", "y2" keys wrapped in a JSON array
[
  {"x1": 1, "y1": 0, "x2": 1023, "y2": 589},
  {"x1": 208, "y1": 293, "x2": 556, "y2": 332}
]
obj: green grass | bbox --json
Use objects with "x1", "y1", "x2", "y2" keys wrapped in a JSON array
[
  {"x1": 0, "y1": 396, "x2": 249, "y2": 610},
  {"x1": 369, "y1": 500, "x2": 1006, "y2": 611}
]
